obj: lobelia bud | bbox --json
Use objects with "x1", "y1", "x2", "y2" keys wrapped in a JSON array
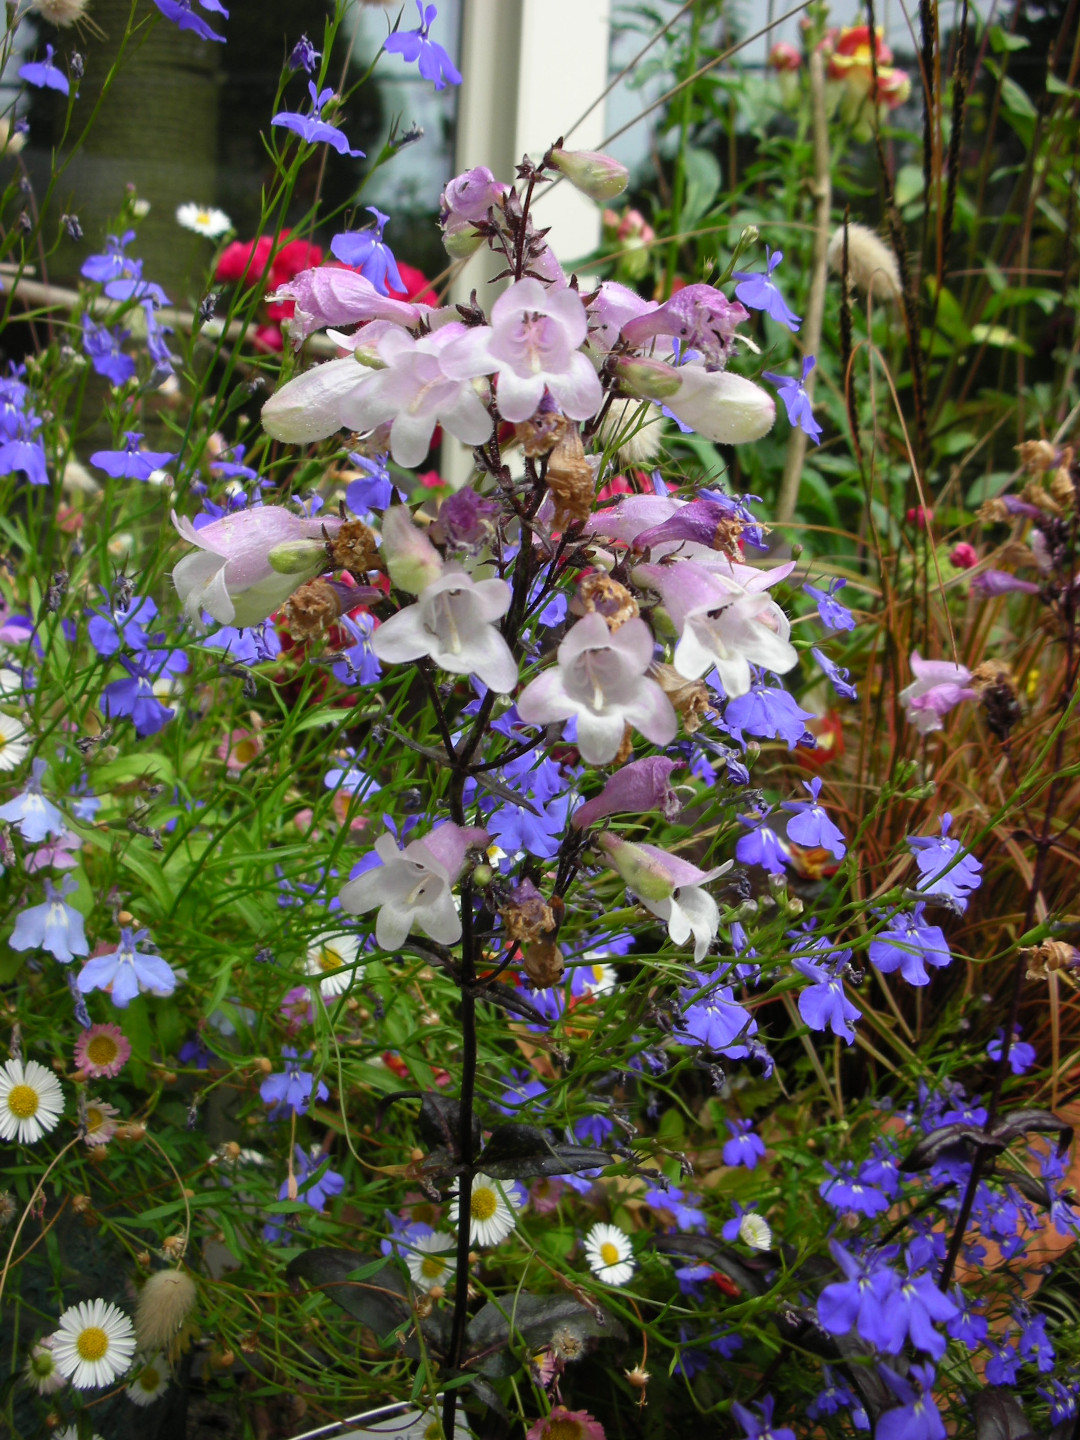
[
  {"x1": 380, "y1": 506, "x2": 443, "y2": 595},
  {"x1": 549, "y1": 146, "x2": 629, "y2": 202}
]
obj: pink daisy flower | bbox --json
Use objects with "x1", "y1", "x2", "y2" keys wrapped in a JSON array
[{"x1": 74, "y1": 1023, "x2": 131, "y2": 1079}]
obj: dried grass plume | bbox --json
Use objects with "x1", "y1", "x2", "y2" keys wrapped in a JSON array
[
  {"x1": 827, "y1": 222, "x2": 902, "y2": 302},
  {"x1": 135, "y1": 1268, "x2": 197, "y2": 1355}
]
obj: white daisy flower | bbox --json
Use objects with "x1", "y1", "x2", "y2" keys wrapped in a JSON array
[
  {"x1": 57, "y1": 1428, "x2": 105, "y2": 1440},
  {"x1": 0, "y1": 713, "x2": 30, "y2": 772},
  {"x1": 175, "y1": 203, "x2": 232, "y2": 238},
  {"x1": 0, "y1": 1057, "x2": 64, "y2": 1144},
  {"x1": 738, "y1": 1212, "x2": 772, "y2": 1250},
  {"x1": 127, "y1": 1350, "x2": 170, "y2": 1406},
  {"x1": 24, "y1": 1337, "x2": 66, "y2": 1394},
  {"x1": 580, "y1": 956, "x2": 617, "y2": 995},
  {"x1": 448, "y1": 1172, "x2": 522, "y2": 1247},
  {"x1": 306, "y1": 931, "x2": 363, "y2": 998},
  {"x1": 51, "y1": 1297, "x2": 136, "y2": 1388},
  {"x1": 584, "y1": 1222, "x2": 635, "y2": 1286},
  {"x1": 405, "y1": 1232, "x2": 456, "y2": 1292}
]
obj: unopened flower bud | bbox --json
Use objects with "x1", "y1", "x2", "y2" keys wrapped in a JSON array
[
  {"x1": 267, "y1": 538, "x2": 328, "y2": 576},
  {"x1": 612, "y1": 356, "x2": 683, "y2": 403},
  {"x1": 597, "y1": 832, "x2": 675, "y2": 904},
  {"x1": 549, "y1": 145, "x2": 629, "y2": 202},
  {"x1": 381, "y1": 506, "x2": 443, "y2": 594}
]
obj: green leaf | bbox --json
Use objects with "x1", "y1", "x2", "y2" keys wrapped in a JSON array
[
  {"x1": 970, "y1": 324, "x2": 1033, "y2": 355},
  {"x1": 988, "y1": 25, "x2": 1030, "y2": 52},
  {"x1": 893, "y1": 164, "x2": 924, "y2": 209},
  {"x1": 680, "y1": 148, "x2": 722, "y2": 229}
]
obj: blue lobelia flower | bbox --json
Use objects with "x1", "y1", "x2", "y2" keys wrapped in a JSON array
[
  {"x1": 81, "y1": 315, "x2": 135, "y2": 388},
  {"x1": 763, "y1": 355, "x2": 822, "y2": 442},
  {"x1": 345, "y1": 452, "x2": 393, "y2": 515},
  {"x1": 87, "y1": 592, "x2": 157, "y2": 657},
  {"x1": 272, "y1": 81, "x2": 364, "y2": 157},
  {"x1": 793, "y1": 951, "x2": 860, "y2": 1042},
  {"x1": 643, "y1": 1182, "x2": 707, "y2": 1233},
  {"x1": 77, "y1": 926, "x2": 177, "y2": 1007},
  {"x1": 819, "y1": 1162, "x2": 889, "y2": 1217},
  {"x1": 331, "y1": 209, "x2": 405, "y2": 297},
  {"x1": 288, "y1": 34, "x2": 320, "y2": 74},
  {"x1": 812, "y1": 646, "x2": 858, "y2": 701},
  {"x1": 783, "y1": 776, "x2": 847, "y2": 860},
  {"x1": 90, "y1": 431, "x2": 176, "y2": 481},
  {"x1": 805, "y1": 576, "x2": 855, "y2": 631},
  {"x1": 1017, "y1": 1310, "x2": 1055, "y2": 1372},
  {"x1": 332, "y1": 613, "x2": 381, "y2": 687},
  {"x1": 806, "y1": 1367, "x2": 870, "y2": 1431},
  {"x1": 877, "y1": 1363, "x2": 946, "y2": 1440},
  {"x1": 19, "y1": 45, "x2": 70, "y2": 95},
  {"x1": 735, "y1": 814, "x2": 790, "y2": 875},
  {"x1": 100, "y1": 648, "x2": 188, "y2": 736},
  {"x1": 945, "y1": 1288, "x2": 988, "y2": 1350},
  {"x1": 985, "y1": 1337, "x2": 1021, "y2": 1385},
  {"x1": 10, "y1": 876, "x2": 88, "y2": 962},
  {"x1": 384, "y1": 1, "x2": 462, "y2": 90},
  {"x1": 200, "y1": 621, "x2": 280, "y2": 666},
  {"x1": 733, "y1": 248, "x2": 802, "y2": 330},
  {"x1": 986, "y1": 1026, "x2": 1036, "y2": 1074},
  {"x1": 153, "y1": 0, "x2": 226, "y2": 42},
  {"x1": 724, "y1": 680, "x2": 816, "y2": 749},
  {"x1": 894, "y1": 1251, "x2": 960, "y2": 1359},
  {"x1": 679, "y1": 975, "x2": 757, "y2": 1057},
  {"x1": 489, "y1": 791, "x2": 573, "y2": 860},
  {"x1": 818, "y1": 1240, "x2": 904, "y2": 1352},
  {"x1": 574, "y1": 1113, "x2": 614, "y2": 1146},
  {"x1": 80, "y1": 233, "x2": 169, "y2": 306},
  {"x1": 0, "y1": 760, "x2": 65, "y2": 844},
  {"x1": 722, "y1": 1118, "x2": 765, "y2": 1169},
  {"x1": 731, "y1": 1395, "x2": 796, "y2": 1440},
  {"x1": 1038, "y1": 1379, "x2": 1079, "y2": 1427},
  {"x1": 869, "y1": 904, "x2": 951, "y2": 986},
  {"x1": 260, "y1": 1048, "x2": 329, "y2": 1118},
  {"x1": 907, "y1": 813, "x2": 983, "y2": 911}
]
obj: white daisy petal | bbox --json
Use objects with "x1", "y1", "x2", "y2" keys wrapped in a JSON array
[
  {"x1": 51, "y1": 1297, "x2": 136, "y2": 1389},
  {"x1": 175, "y1": 203, "x2": 232, "y2": 238},
  {"x1": 0, "y1": 712, "x2": 30, "y2": 772},
  {"x1": 404, "y1": 1232, "x2": 456, "y2": 1292},
  {"x1": 305, "y1": 931, "x2": 363, "y2": 998},
  {"x1": 126, "y1": 1350, "x2": 170, "y2": 1406},
  {"x1": 447, "y1": 1172, "x2": 522, "y2": 1247},
  {"x1": 0, "y1": 1057, "x2": 64, "y2": 1144},
  {"x1": 583, "y1": 1222, "x2": 635, "y2": 1286},
  {"x1": 738, "y1": 1212, "x2": 772, "y2": 1250}
]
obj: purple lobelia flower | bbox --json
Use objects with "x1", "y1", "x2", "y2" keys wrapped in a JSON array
[
  {"x1": 1038, "y1": 1379, "x2": 1079, "y2": 1426},
  {"x1": 90, "y1": 431, "x2": 176, "y2": 481},
  {"x1": 384, "y1": 1, "x2": 461, "y2": 90},
  {"x1": 805, "y1": 576, "x2": 855, "y2": 631},
  {"x1": 783, "y1": 777, "x2": 846, "y2": 859},
  {"x1": 265, "y1": 1146, "x2": 344, "y2": 1241},
  {"x1": 517, "y1": 612, "x2": 676, "y2": 765},
  {"x1": 489, "y1": 793, "x2": 573, "y2": 860},
  {"x1": 10, "y1": 876, "x2": 88, "y2": 962},
  {"x1": 81, "y1": 316, "x2": 135, "y2": 388},
  {"x1": 735, "y1": 814, "x2": 790, "y2": 875},
  {"x1": 877, "y1": 1363, "x2": 946, "y2": 1440},
  {"x1": 893, "y1": 1251, "x2": 960, "y2": 1359},
  {"x1": 260, "y1": 1049, "x2": 329, "y2": 1118},
  {"x1": 19, "y1": 45, "x2": 70, "y2": 94},
  {"x1": 819, "y1": 1162, "x2": 889, "y2": 1216},
  {"x1": 733, "y1": 248, "x2": 802, "y2": 331},
  {"x1": 332, "y1": 613, "x2": 381, "y2": 687},
  {"x1": 731, "y1": 1397, "x2": 795, "y2": 1440},
  {"x1": 986, "y1": 1027, "x2": 1036, "y2": 1075},
  {"x1": 763, "y1": 355, "x2": 822, "y2": 442},
  {"x1": 899, "y1": 651, "x2": 978, "y2": 734},
  {"x1": 806, "y1": 1368, "x2": 869, "y2": 1431},
  {"x1": 723, "y1": 1118, "x2": 765, "y2": 1169},
  {"x1": 330, "y1": 209, "x2": 405, "y2": 297},
  {"x1": 371, "y1": 566, "x2": 518, "y2": 694},
  {"x1": 153, "y1": 0, "x2": 227, "y2": 42},
  {"x1": 87, "y1": 593, "x2": 157, "y2": 657},
  {"x1": 793, "y1": 951, "x2": 860, "y2": 1042},
  {"x1": 272, "y1": 82, "x2": 363, "y2": 156},
  {"x1": 812, "y1": 646, "x2": 858, "y2": 701},
  {"x1": 77, "y1": 927, "x2": 177, "y2": 1007},
  {"x1": 724, "y1": 679, "x2": 816, "y2": 748},
  {"x1": 339, "y1": 822, "x2": 488, "y2": 950},
  {"x1": 679, "y1": 975, "x2": 758, "y2": 1055},
  {"x1": 869, "y1": 904, "x2": 951, "y2": 986},
  {"x1": 345, "y1": 454, "x2": 394, "y2": 516},
  {"x1": 0, "y1": 761, "x2": 66, "y2": 844},
  {"x1": 288, "y1": 34, "x2": 320, "y2": 74},
  {"x1": 441, "y1": 278, "x2": 603, "y2": 423},
  {"x1": 101, "y1": 648, "x2": 187, "y2": 736},
  {"x1": 907, "y1": 813, "x2": 982, "y2": 911},
  {"x1": 817, "y1": 1240, "x2": 904, "y2": 1352},
  {"x1": 619, "y1": 283, "x2": 750, "y2": 369}
]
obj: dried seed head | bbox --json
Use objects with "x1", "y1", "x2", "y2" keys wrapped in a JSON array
[
  {"x1": 575, "y1": 572, "x2": 639, "y2": 630},
  {"x1": 546, "y1": 426, "x2": 596, "y2": 530},
  {"x1": 327, "y1": 518, "x2": 378, "y2": 575},
  {"x1": 625, "y1": 1364, "x2": 651, "y2": 1389},
  {"x1": 651, "y1": 662, "x2": 711, "y2": 732},
  {"x1": 30, "y1": 0, "x2": 90, "y2": 25},
  {"x1": 977, "y1": 498, "x2": 1012, "y2": 525},
  {"x1": 550, "y1": 1325, "x2": 585, "y2": 1361},
  {"x1": 282, "y1": 579, "x2": 343, "y2": 641},
  {"x1": 516, "y1": 409, "x2": 569, "y2": 458},
  {"x1": 612, "y1": 725, "x2": 635, "y2": 767},
  {"x1": 827, "y1": 222, "x2": 901, "y2": 301},
  {"x1": 1017, "y1": 440, "x2": 1059, "y2": 474},
  {"x1": 1020, "y1": 480, "x2": 1062, "y2": 516},
  {"x1": 970, "y1": 659, "x2": 1022, "y2": 740},
  {"x1": 135, "y1": 1268, "x2": 198, "y2": 1354},
  {"x1": 161, "y1": 1234, "x2": 187, "y2": 1259},
  {"x1": 521, "y1": 939, "x2": 565, "y2": 988},
  {"x1": 1049, "y1": 452, "x2": 1077, "y2": 513},
  {"x1": 500, "y1": 879, "x2": 558, "y2": 946},
  {"x1": 1024, "y1": 940, "x2": 1080, "y2": 985}
]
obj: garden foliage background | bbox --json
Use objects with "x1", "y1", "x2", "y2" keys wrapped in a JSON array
[{"x1": 0, "y1": 1, "x2": 1079, "y2": 1438}]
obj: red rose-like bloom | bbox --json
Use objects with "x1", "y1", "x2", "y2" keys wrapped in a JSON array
[
  {"x1": 950, "y1": 542, "x2": 978, "y2": 569},
  {"x1": 525, "y1": 1408, "x2": 606, "y2": 1440},
  {"x1": 216, "y1": 234, "x2": 276, "y2": 285}
]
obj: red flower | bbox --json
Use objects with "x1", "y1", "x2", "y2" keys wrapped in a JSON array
[
  {"x1": 388, "y1": 260, "x2": 437, "y2": 306},
  {"x1": 215, "y1": 234, "x2": 276, "y2": 285}
]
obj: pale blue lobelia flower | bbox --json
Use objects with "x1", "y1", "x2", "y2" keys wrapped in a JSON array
[
  {"x1": 77, "y1": 927, "x2": 177, "y2": 1008},
  {"x1": 763, "y1": 355, "x2": 822, "y2": 442},
  {"x1": 733, "y1": 247, "x2": 802, "y2": 330},
  {"x1": 0, "y1": 760, "x2": 66, "y2": 844},
  {"x1": 10, "y1": 876, "x2": 89, "y2": 962},
  {"x1": 384, "y1": 2, "x2": 462, "y2": 90}
]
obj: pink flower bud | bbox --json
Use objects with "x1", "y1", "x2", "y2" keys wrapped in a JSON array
[
  {"x1": 573, "y1": 757, "x2": 684, "y2": 829},
  {"x1": 769, "y1": 41, "x2": 801, "y2": 72},
  {"x1": 550, "y1": 146, "x2": 629, "y2": 202},
  {"x1": 949, "y1": 543, "x2": 978, "y2": 570},
  {"x1": 380, "y1": 506, "x2": 443, "y2": 595}
]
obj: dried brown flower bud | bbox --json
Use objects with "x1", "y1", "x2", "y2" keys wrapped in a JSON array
[
  {"x1": 651, "y1": 662, "x2": 711, "y2": 732},
  {"x1": 240, "y1": 1332, "x2": 260, "y2": 1354},
  {"x1": 500, "y1": 879, "x2": 557, "y2": 946},
  {"x1": 1016, "y1": 440, "x2": 1058, "y2": 474},
  {"x1": 1049, "y1": 454, "x2": 1077, "y2": 513},
  {"x1": 283, "y1": 578, "x2": 343, "y2": 641},
  {"x1": 546, "y1": 426, "x2": 596, "y2": 530},
  {"x1": 71, "y1": 1193, "x2": 93, "y2": 1213},
  {"x1": 612, "y1": 725, "x2": 635, "y2": 767},
  {"x1": 977, "y1": 499, "x2": 1012, "y2": 525},
  {"x1": 522, "y1": 939, "x2": 565, "y2": 988},
  {"x1": 1024, "y1": 940, "x2": 1080, "y2": 985},
  {"x1": 162, "y1": 1234, "x2": 187, "y2": 1259},
  {"x1": 971, "y1": 659, "x2": 1022, "y2": 740},
  {"x1": 550, "y1": 1325, "x2": 585, "y2": 1361},
  {"x1": 327, "y1": 518, "x2": 379, "y2": 575},
  {"x1": 575, "y1": 572, "x2": 639, "y2": 630},
  {"x1": 1020, "y1": 480, "x2": 1062, "y2": 516},
  {"x1": 414, "y1": 1294, "x2": 434, "y2": 1319},
  {"x1": 516, "y1": 409, "x2": 568, "y2": 458},
  {"x1": 625, "y1": 1364, "x2": 651, "y2": 1389}
]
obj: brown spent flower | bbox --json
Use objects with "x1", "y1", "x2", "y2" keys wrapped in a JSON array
[
  {"x1": 500, "y1": 882, "x2": 559, "y2": 947},
  {"x1": 574, "y1": 572, "x2": 639, "y2": 631},
  {"x1": 546, "y1": 426, "x2": 596, "y2": 530},
  {"x1": 651, "y1": 662, "x2": 711, "y2": 732},
  {"x1": 516, "y1": 409, "x2": 569, "y2": 458},
  {"x1": 550, "y1": 1325, "x2": 586, "y2": 1361},
  {"x1": 326, "y1": 517, "x2": 379, "y2": 575},
  {"x1": 1049, "y1": 450, "x2": 1077, "y2": 513},
  {"x1": 1016, "y1": 439, "x2": 1059, "y2": 474},
  {"x1": 977, "y1": 499, "x2": 1012, "y2": 525},
  {"x1": 970, "y1": 659, "x2": 1022, "y2": 740},
  {"x1": 1020, "y1": 480, "x2": 1063, "y2": 516},
  {"x1": 612, "y1": 725, "x2": 635, "y2": 767},
  {"x1": 1024, "y1": 940, "x2": 1080, "y2": 986},
  {"x1": 522, "y1": 939, "x2": 565, "y2": 988},
  {"x1": 282, "y1": 579, "x2": 343, "y2": 642}
]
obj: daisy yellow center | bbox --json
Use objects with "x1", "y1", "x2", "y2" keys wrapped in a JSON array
[
  {"x1": 0, "y1": 734, "x2": 7, "y2": 751},
  {"x1": 232, "y1": 738, "x2": 258, "y2": 764},
  {"x1": 197, "y1": 210, "x2": 212, "y2": 225},
  {"x1": 471, "y1": 1187, "x2": 498, "y2": 1222},
  {"x1": 86, "y1": 1034, "x2": 118, "y2": 1066},
  {"x1": 590, "y1": 966, "x2": 605, "y2": 983},
  {"x1": 76, "y1": 1326, "x2": 109, "y2": 1361},
  {"x1": 86, "y1": 1106, "x2": 106, "y2": 1131},
  {"x1": 318, "y1": 947, "x2": 343, "y2": 973},
  {"x1": 7, "y1": 1084, "x2": 39, "y2": 1119},
  {"x1": 139, "y1": 1364, "x2": 161, "y2": 1389},
  {"x1": 423, "y1": 1424, "x2": 441, "y2": 1440},
  {"x1": 420, "y1": 1254, "x2": 446, "y2": 1279},
  {"x1": 546, "y1": 1422, "x2": 584, "y2": 1440},
  {"x1": 599, "y1": 1241, "x2": 620, "y2": 1266}
]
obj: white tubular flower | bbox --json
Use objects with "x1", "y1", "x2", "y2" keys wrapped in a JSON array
[
  {"x1": 306, "y1": 932, "x2": 363, "y2": 998},
  {"x1": 448, "y1": 1173, "x2": 522, "y2": 1247},
  {"x1": 0, "y1": 1057, "x2": 64, "y2": 1144},
  {"x1": 339, "y1": 822, "x2": 489, "y2": 951},
  {"x1": 635, "y1": 558, "x2": 797, "y2": 699},
  {"x1": 51, "y1": 1298, "x2": 136, "y2": 1389},
  {"x1": 738, "y1": 1212, "x2": 773, "y2": 1250},
  {"x1": 598, "y1": 834, "x2": 731, "y2": 964},
  {"x1": 371, "y1": 566, "x2": 518, "y2": 694},
  {"x1": 127, "y1": 1351, "x2": 170, "y2": 1406},
  {"x1": 584, "y1": 1223, "x2": 635, "y2": 1285},
  {"x1": 260, "y1": 355, "x2": 373, "y2": 445},
  {"x1": 405, "y1": 1233, "x2": 456, "y2": 1291},
  {"x1": 516, "y1": 612, "x2": 676, "y2": 765}
]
